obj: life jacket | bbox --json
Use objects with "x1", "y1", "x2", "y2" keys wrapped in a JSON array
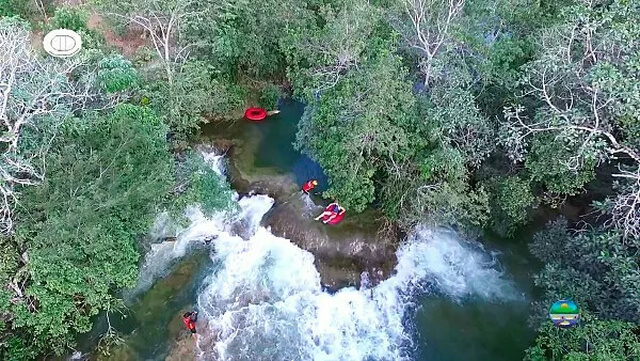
[
  {"x1": 182, "y1": 316, "x2": 195, "y2": 330},
  {"x1": 302, "y1": 180, "x2": 316, "y2": 192}
]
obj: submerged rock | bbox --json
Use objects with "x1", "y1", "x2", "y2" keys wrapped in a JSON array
[
  {"x1": 95, "y1": 343, "x2": 138, "y2": 361},
  {"x1": 164, "y1": 337, "x2": 197, "y2": 361}
]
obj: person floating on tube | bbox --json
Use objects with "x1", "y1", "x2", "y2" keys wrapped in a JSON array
[{"x1": 315, "y1": 201, "x2": 346, "y2": 224}]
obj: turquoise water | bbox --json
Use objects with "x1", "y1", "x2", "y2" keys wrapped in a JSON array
[{"x1": 247, "y1": 99, "x2": 330, "y2": 191}]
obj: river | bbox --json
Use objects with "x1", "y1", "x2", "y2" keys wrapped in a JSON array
[{"x1": 76, "y1": 100, "x2": 538, "y2": 361}]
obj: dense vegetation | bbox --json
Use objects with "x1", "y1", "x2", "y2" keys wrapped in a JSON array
[{"x1": 1, "y1": 0, "x2": 639, "y2": 359}]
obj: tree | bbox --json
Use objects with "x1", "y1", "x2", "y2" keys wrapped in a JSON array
[
  {"x1": 383, "y1": 144, "x2": 491, "y2": 228},
  {"x1": 529, "y1": 218, "x2": 640, "y2": 327},
  {"x1": 0, "y1": 104, "x2": 173, "y2": 356},
  {"x1": 182, "y1": 0, "x2": 312, "y2": 81},
  {"x1": 525, "y1": 314, "x2": 640, "y2": 361},
  {"x1": 0, "y1": 0, "x2": 46, "y2": 19},
  {"x1": 526, "y1": 218, "x2": 640, "y2": 360},
  {"x1": 97, "y1": 54, "x2": 139, "y2": 93},
  {"x1": 500, "y1": 0, "x2": 640, "y2": 238},
  {"x1": 486, "y1": 175, "x2": 536, "y2": 236},
  {"x1": 100, "y1": 0, "x2": 212, "y2": 140},
  {"x1": 295, "y1": 45, "x2": 418, "y2": 212},
  {"x1": 390, "y1": 0, "x2": 466, "y2": 86},
  {"x1": 169, "y1": 151, "x2": 236, "y2": 224},
  {"x1": 100, "y1": 0, "x2": 198, "y2": 87},
  {"x1": 424, "y1": 80, "x2": 496, "y2": 168},
  {"x1": 0, "y1": 18, "x2": 101, "y2": 235},
  {"x1": 283, "y1": 0, "x2": 379, "y2": 101}
]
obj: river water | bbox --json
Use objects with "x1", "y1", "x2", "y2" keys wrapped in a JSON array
[{"x1": 79, "y1": 101, "x2": 537, "y2": 361}]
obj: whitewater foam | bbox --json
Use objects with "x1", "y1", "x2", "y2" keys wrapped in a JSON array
[
  {"x1": 395, "y1": 227, "x2": 520, "y2": 301},
  {"x1": 133, "y1": 146, "x2": 521, "y2": 360},
  {"x1": 129, "y1": 147, "x2": 271, "y2": 297},
  {"x1": 195, "y1": 206, "x2": 520, "y2": 361},
  {"x1": 197, "y1": 227, "x2": 410, "y2": 361}
]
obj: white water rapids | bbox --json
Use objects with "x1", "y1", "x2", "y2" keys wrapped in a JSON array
[{"x1": 133, "y1": 149, "x2": 521, "y2": 361}]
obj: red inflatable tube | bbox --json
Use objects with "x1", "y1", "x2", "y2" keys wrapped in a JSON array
[
  {"x1": 245, "y1": 107, "x2": 267, "y2": 121},
  {"x1": 321, "y1": 205, "x2": 345, "y2": 225}
]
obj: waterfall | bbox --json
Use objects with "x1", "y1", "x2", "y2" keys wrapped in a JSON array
[
  {"x1": 194, "y1": 198, "x2": 520, "y2": 361},
  {"x1": 132, "y1": 147, "x2": 521, "y2": 361}
]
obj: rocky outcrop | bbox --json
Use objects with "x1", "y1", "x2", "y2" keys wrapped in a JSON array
[
  {"x1": 263, "y1": 196, "x2": 398, "y2": 289},
  {"x1": 198, "y1": 130, "x2": 400, "y2": 289}
]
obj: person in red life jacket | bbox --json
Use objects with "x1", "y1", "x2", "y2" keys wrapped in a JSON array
[
  {"x1": 182, "y1": 311, "x2": 198, "y2": 340},
  {"x1": 314, "y1": 202, "x2": 345, "y2": 224},
  {"x1": 302, "y1": 179, "x2": 318, "y2": 194}
]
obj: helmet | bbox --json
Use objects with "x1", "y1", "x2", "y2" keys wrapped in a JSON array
[{"x1": 312, "y1": 180, "x2": 318, "y2": 185}]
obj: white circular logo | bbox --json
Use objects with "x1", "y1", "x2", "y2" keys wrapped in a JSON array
[{"x1": 43, "y1": 29, "x2": 82, "y2": 58}]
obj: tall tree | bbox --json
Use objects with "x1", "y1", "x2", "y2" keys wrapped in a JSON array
[
  {"x1": 296, "y1": 45, "x2": 418, "y2": 212},
  {"x1": 526, "y1": 218, "x2": 640, "y2": 360},
  {"x1": 283, "y1": 0, "x2": 378, "y2": 100},
  {"x1": 391, "y1": 0, "x2": 466, "y2": 86},
  {"x1": 1, "y1": 104, "x2": 173, "y2": 356},
  {"x1": 500, "y1": 0, "x2": 640, "y2": 238},
  {"x1": 0, "y1": 18, "x2": 101, "y2": 235},
  {"x1": 99, "y1": 0, "x2": 245, "y2": 140}
]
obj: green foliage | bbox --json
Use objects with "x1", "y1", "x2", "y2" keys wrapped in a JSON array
[
  {"x1": 0, "y1": 0, "x2": 38, "y2": 19},
  {"x1": 525, "y1": 314, "x2": 640, "y2": 361},
  {"x1": 525, "y1": 133, "x2": 597, "y2": 196},
  {"x1": 413, "y1": 166, "x2": 490, "y2": 228},
  {"x1": 295, "y1": 47, "x2": 417, "y2": 212},
  {"x1": 0, "y1": 238, "x2": 18, "y2": 285},
  {"x1": 143, "y1": 60, "x2": 246, "y2": 143},
  {"x1": 259, "y1": 84, "x2": 282, "y2": 109},
  {"x1": 526, "y1": 215, "x2": 640, "y2": 359},
  {"x1": 183, "y1": 0, "x2": 312, "y2": 80},
  {"x1": 487, "y1": 37, "x2": 535, "y2": 87},
  {"x1": 97, "y1": 54, "x2": 139, "y2": 93},
  {"x1": 4, "y1": 0, "x2": 640, "y2": 358},
  {"x1": 283, "y1": 0, "x2": 379, "y2": 101},
  {"x1": 499, "y1": 0, "x2": 640, "y2": 228},
  {"x1": 399, "y1": 146, "x2": 491, "y2": 228},
  {"x1": 496, "y1": 176, "x2": 535, "y2": 222},
  {"x1": 169, "y1": 152, "x2": 236, "y2": 223},
  {"x1": 5, "y1": 105, "x2": 173, "y2": 355},
  {"x1": 425, "y1": 83, "x2": 496, "y2": 168},
  {"x1": 420, "y1": 147, "x2": 466, "y2": 184},
  {"x1": 0, "y1": 0, "x2": 17, "y2": 17},
  {"x1": 3, "y1": 336, "x2": 38, "y2": 361},
  {"x1": 529, "y1": 219, "x2": 640, "y2": 325},
  {"x1": 487, "y1": 175, "x2": 536, "y2": 236},
  {"x1": 49, "y1": 6, "x2": 87, "y2": 30},
  {"x1": 48, "y1": 7, "x2": 104, "y2": 50}
]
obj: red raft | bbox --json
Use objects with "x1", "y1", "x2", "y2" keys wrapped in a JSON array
[
  {"x1": 321, "y1": 205, "x2": 345, "y2": 225},
  {"x1": 245, "y1": 107, "x2": 267, "y2": 121}
]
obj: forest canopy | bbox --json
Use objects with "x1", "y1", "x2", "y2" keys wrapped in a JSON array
[{"x1": 1, "y1": 0, "x2": 639, "y2": 359}]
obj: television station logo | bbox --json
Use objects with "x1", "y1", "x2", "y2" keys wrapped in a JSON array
[{"x1": 549, "y1": 299, "x2": 580, "y2": 328}]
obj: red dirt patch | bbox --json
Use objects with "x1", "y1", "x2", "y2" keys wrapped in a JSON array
[{"x1": 87, "y1": 12, "x2": 147, "y2": 57}]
